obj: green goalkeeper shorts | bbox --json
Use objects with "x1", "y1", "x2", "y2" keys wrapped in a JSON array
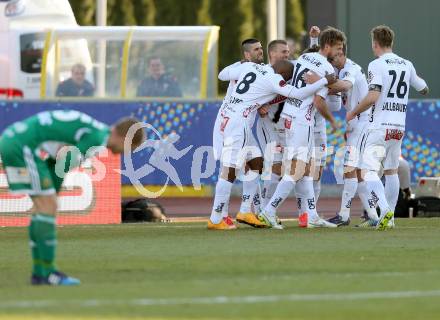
[{"x1": 0, "y1": 135, "x2": 63, "y2": 195}]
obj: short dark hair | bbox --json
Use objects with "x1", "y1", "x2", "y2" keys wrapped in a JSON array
[
  {"x1": 371, "y1": 25, "x2": 394, "y2": 48},
  {"x1": 319, "y1": 27, "x2": 346, "y2": 48},
  {"x1": 302, "y1": 44, "x2": 320, "y2": 54},
  {"x1": 241, "y1": 38, "x2": 260, "y2": 53},
  {"x1": 268, "y1": 39, "x2": 288, "y2": 53}
]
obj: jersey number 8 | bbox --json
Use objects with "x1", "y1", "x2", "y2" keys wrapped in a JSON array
[{"x1": 236, "y1": 72, "x2": 257, "y2": 94}]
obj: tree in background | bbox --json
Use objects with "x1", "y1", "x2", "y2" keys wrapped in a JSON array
[{"x1": 68, "y1": 0, "x2": 305, "y2": 93}]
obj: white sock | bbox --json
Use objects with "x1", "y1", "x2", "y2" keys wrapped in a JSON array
[
  {"x1": 264, "y1": 175, "x2": 296, "y2": 217},
  {"x1": 239, "y1": 171, "x2": 260, "y2": 213},
  {"x1": 339, "y1": 178, "x2": 358, "y2": 221},
  {"x1": 301, "y1": 176, "x2": 320, "y2": 221},
  {"x1": 357, "y1": 181, "x2": 379, "y2": 220},
  {"x1": 364, "y1": 171, "x2": 391, "y2": 217},
  {"x1": 385, "y1": 174, "x2": 400, "y2": 212},
  {"x1": 294, "y1": 178, "x2": 308, "y2": 214},
  {"x1": 211, "y1": 178, "x2": 233, "y2": 224},
  {"x1": 261, "y1": 173, "x2": 280, "y2": 208},
  {"x1": 313, "y1": 180, "x2": 321, "y2": 202}
]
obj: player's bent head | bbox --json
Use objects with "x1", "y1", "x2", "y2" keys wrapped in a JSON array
[
  {"x1": 302, "y1": 44, "x2": 320, "y2": 54},
  {"x1": 319, "y1": 27, "x2": 346, "y2": 49},
  {"x1": 371, "y1": 25, "x2": 394, "y2": 48},
  {"x1": 108, "y1": 117, "x2": 146, "y2": 154},
  {"x1": 272, "y1": 60, "x2": 294, "y2": 81}
]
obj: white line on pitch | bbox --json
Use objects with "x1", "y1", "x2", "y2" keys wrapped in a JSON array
[{"x1": 1, "y1": 289, "x2": 440, "y2": 309}]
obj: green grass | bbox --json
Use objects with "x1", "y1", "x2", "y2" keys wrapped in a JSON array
[{"x1": 1, "y1": 219, "x2": 440, "y2": 319}]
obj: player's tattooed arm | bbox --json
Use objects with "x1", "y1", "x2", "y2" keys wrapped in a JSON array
[
  {"x1": 368, "y1": 84, "x2": 382, "y2": 92},
  {"x1": 328, "y1": 80, "x2": 353, "y2": 94},
  {"x1": 346, "y1": 90, "x2": 380, "y2": 122}
]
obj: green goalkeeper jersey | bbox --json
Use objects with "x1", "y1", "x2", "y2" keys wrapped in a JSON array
[{"x1": 2, "y1": 110, "x2": 110, "y2": 158}]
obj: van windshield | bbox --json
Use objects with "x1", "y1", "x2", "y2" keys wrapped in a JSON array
[{"x1": 20, "y1": 33, "x2": 45, "y2": 73}]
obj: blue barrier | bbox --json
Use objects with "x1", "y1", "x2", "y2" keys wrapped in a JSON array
[{"x1": 0, "y1": 100, "x2": 439, "y2": 186}]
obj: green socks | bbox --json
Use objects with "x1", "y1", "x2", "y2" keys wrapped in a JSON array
[{"x1": 28, "y1": 214, "x2": 57, "y2": 277}]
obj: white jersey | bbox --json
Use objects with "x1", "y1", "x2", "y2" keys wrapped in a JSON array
[
  {"x1": 282, "y1": 52, "x2": 334, "y2": 126},
  {"x1": 367, "y1": 52, "x2": 426, "y2": 130},
  {"x1": 218, "y1": 62, "x2": 328, "y2": 124},
  {"x1": 339, "y1": 58, "x2": 369, "y2": 128}
]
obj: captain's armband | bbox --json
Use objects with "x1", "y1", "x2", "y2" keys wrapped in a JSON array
[{"x1": 368, "y1": 84, "x2": 382, "y2": 92}]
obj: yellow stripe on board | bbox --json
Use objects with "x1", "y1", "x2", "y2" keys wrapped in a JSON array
[
  {"x1": 121, "y1": 185, "x2": 213, "y2": 198},
  {"x1": 40, "y1": 30, "x2": 53, "y2": 98},
  {"x1": 120, "y1": 28, "x2": 134, "y2": 98},
  {"x1": 199, "y1": 26, "x2": 220, "y2": 98}
]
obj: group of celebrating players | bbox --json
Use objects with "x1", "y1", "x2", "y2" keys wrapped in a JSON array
[{"x1": 209, "y1": 25, "x2": 429, "y2": 231}]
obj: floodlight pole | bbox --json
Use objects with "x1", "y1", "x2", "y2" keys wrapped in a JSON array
[
  {"x1": 277, "y1": 0, "x2": 286, "y2": 40},
  {"x1": 267, "y1": 0, "x2": 277, "y2": 42},
  {"x1": 267, "y1": 0, "x2": 286, "y2": 41},
  {"x1": 96, "y1": 0, "x2": 107, "y2": 97}
]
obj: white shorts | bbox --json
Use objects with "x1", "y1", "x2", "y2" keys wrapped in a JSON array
[
  {"x1": 256, "y1": 116, "x2": 284, "y2": 163},
  {"x1": 313, "y1": 126, "x2": 327, "y2": 167},
  {"x1": 220, "y1": 116, "x2": 262, "y2": 168},
  {"x1": 283, "y1": 117, "x2": 314, "y2": 163},
  {"x1": 344, "y1": 122, "x2": 368, "y2": 168},
  {"x1": 360, "y1": 128, "x2": 403, "y2": 171}
]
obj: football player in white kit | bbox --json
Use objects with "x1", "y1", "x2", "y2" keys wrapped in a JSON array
[
  {"x1": 212, "y1": 38, "x2": 268, "y2": 229},
  {"x1": 255, "y1": 39, "x2": 291, "y2": 210},
  {"x1": 258, "y1": 27, "x2": 344, "y2": 229},
  {"x1": 347, "y1": 25, "x2": 428, "y2": 230},
  {"x1": 208, "y1": 60, "x2": 333, "y2": 230},
  {"x1": 325, "y1": 43, "x2": 381, "y2": 226}
]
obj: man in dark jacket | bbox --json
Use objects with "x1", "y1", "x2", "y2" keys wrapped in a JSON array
[
  {"x1": 136, "y1": 57, "x2": 182, "y2": 97},
  {"x1": 56, "y1": 63, "x2": 94, "y2": 97}
]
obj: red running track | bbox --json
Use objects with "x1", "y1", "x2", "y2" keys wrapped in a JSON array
[{"x1": 152, "y1": 197, "x2": 365, "y2": 219}]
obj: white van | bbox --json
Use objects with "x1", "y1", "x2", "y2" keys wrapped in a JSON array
[{"x1": 0, "y1": 0, "x2": 78, "y2": 99}]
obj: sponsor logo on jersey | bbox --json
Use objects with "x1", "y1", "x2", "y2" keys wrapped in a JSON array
[
  {"x1": 382, "y1": 102, "x2": 407, "y2": 112},
  {"x1": 305, "y1": 103, "x2": 313, "y2": 121},
  {"x1": 279, "y1": 80, "x2": 287, "y2": 87},
  {"x1": 252, "y1": 64, "x2": 269, "y2": 75},
  {"x1": 267, "y1": 95, "x2": 287, "y2": 105},
  {"x1": 385, "y1": 129, "x2": 404, "y2": 141},
  {"x1": 301, "y1": 54, "x2": 322, "y2": 68},
  {"x1": 284, "y1": 118, "x2": 292, "y2": 130},
  {"x1": 229, "y1": 96, "x2": 243, "y2": 104},
  {"x1": 367, "y1": 71, "x2": 374, "y2": 84},
  {"x1": 286, "y1": 97, "x2": 302, "y2": 108},
  {"x1": 385, "y1": 58, "x2": 406, "y2": 65}
]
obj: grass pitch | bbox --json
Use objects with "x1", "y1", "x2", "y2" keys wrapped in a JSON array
[{"x1": 1, "y1": 218, "x2": 440, "y2": 320}]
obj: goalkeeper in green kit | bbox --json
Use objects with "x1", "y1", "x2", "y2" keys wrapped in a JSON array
[{"x1": 0, "y1": 110, "x2": 145, "y2": 286}]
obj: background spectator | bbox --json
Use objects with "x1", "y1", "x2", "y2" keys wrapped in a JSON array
[
  {"x1": 56, "y1": 63, "x2": 94, "y2": 97},
  {"x1": 136, "y1": 57, "x2": 182, "y2": 97}
]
